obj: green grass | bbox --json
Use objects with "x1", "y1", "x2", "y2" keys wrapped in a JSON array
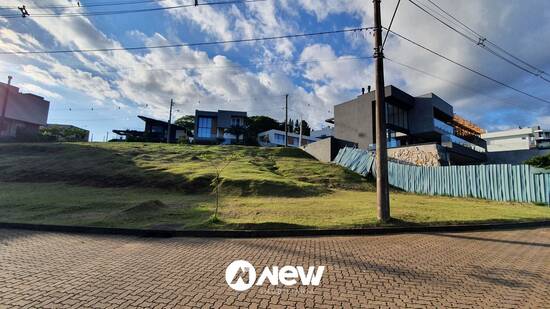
[
  {"x1": 1, "y1": 182, "x2": 549, "y2": 230},
  {"x1": 1, "y1": 142, "x2": 549, "y2": 230},
  {"x1": 0, "y1": 143, "x2": 372, "y2": 196}
]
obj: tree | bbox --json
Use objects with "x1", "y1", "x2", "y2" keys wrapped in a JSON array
[
  {"x1": 245, "y1": 116, "x2": 281, "y2": 145},
  {"x1": 225, "y1": 125, "x2": 248, "y2": 144},
  {"x1": 294, "y1": 119, "x2": 300, "y2": 134},
  {"x1": 300, "y1": 120, "x2": 311, "y2": 136},
  {"x1": 525, "y1": 153, "x2": 550, "y2": 169},
  {"x1": 207, "y1": 155, "x2": 235, "y2": 224},
  {"x1": 40, "y1": 125, "x2": 88, "y2": 142},
  {"x1": 287, "y1": 117, "x2": 294, "y2": 134},
  {"x1": 174, "y1": 115, "x2": 195, "y2": 135}
]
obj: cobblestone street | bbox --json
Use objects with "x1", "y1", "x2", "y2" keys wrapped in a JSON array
[{"x1": 1, "y1": 228, "x2": 548, "y2": 308}]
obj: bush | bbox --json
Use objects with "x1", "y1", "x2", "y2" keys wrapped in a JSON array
[{"x1": 525, "y1": 154, "x2": 550, "y2": 169}]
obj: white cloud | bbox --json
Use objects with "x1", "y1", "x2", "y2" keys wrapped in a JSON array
[
  {"x1": 18, "y1": 83, "x2": 62, "y2": 99},
  {"x1": 0, "y1": 0, "x2": 549, "y2": 133}
]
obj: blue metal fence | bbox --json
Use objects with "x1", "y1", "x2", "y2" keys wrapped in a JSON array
[{"x1": 333, "y1": 147, "x2": 550, "y2": 205}]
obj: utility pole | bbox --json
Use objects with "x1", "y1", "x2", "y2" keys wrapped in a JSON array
[
  {"x1": 167, "y1": 98, "x2": 174, "y2": 143},
  {"x1": 1, "y1": 76, "x2": 13, "y2": 136},
  {"x1": 299, "y1": 118, "x2": 303, "y2": 147},
  {"x1": 285, "y1": 94, "x2": 289, "y2": 147},
  {"x1": 373, "y1": 0, "x2": 391, "y2": 222}
]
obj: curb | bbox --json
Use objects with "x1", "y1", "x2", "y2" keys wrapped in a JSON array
[{"x1": 0, "y1": 221, "x2": 549, "y2": 238}]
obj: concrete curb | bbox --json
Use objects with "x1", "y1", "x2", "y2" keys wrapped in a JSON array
[{"x1": 0, "y1": 221, "x2": 549, "y2": 238}]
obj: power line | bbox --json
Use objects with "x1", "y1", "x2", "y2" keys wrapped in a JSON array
[
  {"x1": 0, "y1": 27, "x2": 373, "y2": 55},
  {"x1": 407, "y1": 0, "x2": 550, "y2": 84},
  {"x1": 0, "y1": 0, "x2": 173, "y2": 10},
  {"x1": 385, "y1": 57, "x2": 520, "y2": 108},
  {"x1": 0, "y1": 0, "x2": 265, "y2": 18},
  {"x1": 386, "y1": 28, "x2": 550, "y2": 105},
  {"x1": 382, "y1": 0, "x2": 401, "y2": 49}
]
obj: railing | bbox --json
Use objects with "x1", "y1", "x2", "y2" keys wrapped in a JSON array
[
  {"x1": 433, "y1": 119, "x2": 454, "y2": 135},
  {"x1": 442, "y1": 134, "x2": 486, "y2": 153}
]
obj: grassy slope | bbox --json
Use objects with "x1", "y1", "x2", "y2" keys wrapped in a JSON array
[
  {"x1": 0, "y1": 143, "x2": 372, "y2": 196},
  {"x1": 0, "y1": 143, "x2": 549, "y2": 230},
  {"x1": 1, "y1": 182, "x2": 549, "y2": 230}
]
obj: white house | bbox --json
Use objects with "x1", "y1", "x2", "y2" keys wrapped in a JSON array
[
  {"x1": 310, "y1": 126, "x2": 334, "y2": 139},
  {"x1": 258, "y1": 129, "x2": 318, "y2": 148},
  {"x1": 482, "y1": 127, "x2": 549, "y2": 152}
]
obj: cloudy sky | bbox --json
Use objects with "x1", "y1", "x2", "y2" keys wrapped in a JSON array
[{"x1": 1, "y1": 0, "x2": 549, "y2": 140}]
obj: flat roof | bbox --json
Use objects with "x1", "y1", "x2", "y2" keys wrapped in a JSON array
[{"x1": 481, "y1": 127, "x2": 535, "y2": 139}]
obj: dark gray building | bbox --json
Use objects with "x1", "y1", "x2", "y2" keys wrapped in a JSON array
[
  {"x1": 330, "y1": 85, "x2": 487, "y2": 164},
  {"x1": 113, "y1": 115, "x2": 188, "y2": 143},
  {"x1": 194, "y1": 109, "x2": 247, "y2": 144}
]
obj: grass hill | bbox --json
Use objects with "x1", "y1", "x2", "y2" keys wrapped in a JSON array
[
  {"x1": 1, "y1": 143, "x2": 549, "y2": 230},
  {"x1": 0, "y1": 143, "x2": 373, "y2": 196}
]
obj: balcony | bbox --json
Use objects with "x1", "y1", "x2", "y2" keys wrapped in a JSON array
[
  {"x1": 434, "y1": 119, "x2": 454, "y2": 135},
  {"x1": 442, "y1": 134, "x2": 486, "y2": 153}
]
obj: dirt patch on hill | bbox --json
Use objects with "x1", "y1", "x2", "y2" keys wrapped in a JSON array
[{"x1": 123, "y1": 200, "x2": 168, "y2": 214}]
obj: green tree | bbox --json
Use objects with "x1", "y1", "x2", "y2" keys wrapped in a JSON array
[
  {"x1": 525, "y1": 154, "x2": 550, "y2": 169},
  {"x1": 300, "y1": 120, "x2": 311, "y2": 136},
  {"x1": 245, "y1": 116, "x2": 281, "y2": 145},
  {"x1": 174, "y1": 115, "x2": 195, "y2": 135},
  {"x1": 40, "y1": 125, "x2": 88, "y2": 142},
  {"x1": 225, "y1": 125, "x2": 248, "y2": 144}
]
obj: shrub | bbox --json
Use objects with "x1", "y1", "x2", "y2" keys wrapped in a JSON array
[{"x1": 525, "y1": 154, "x2": 550, "y2": 169}]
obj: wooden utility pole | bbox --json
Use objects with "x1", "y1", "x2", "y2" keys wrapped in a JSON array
[
  {"x1": 167, "y1": 98, "x2": 174, "y2": 143},
  {"x1": 285, "y1": 94, "x2": 289, "y2": 147},
  {"x1": 299, "y1": 118, "x2": 303, "y2": 147},
  {"x1": 1, "y1": 76, "x2": 13, "y2": 136},
  {"x1": 373, "y1": 0, "x2": 391, "y2": 222}
]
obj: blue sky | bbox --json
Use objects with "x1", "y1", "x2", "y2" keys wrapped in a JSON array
[{"x1": 1, "y1": 0, "x2": 549, "y2": 141}]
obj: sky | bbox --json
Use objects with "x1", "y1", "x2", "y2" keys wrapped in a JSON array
[{"x1": 0, "y1": 0, "x2": 549, "y2": 141}]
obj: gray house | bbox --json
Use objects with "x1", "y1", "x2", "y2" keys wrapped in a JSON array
[
  {"x1": 194, "y1": 109, "x2": 247, "y2": 144},
  {"x1": 329, "y1": 85, "x2": 487, "y2": 165}
]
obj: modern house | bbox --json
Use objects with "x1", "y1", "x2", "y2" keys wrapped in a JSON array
[
  {"x1": 113, "y1": 115, "x2": 189, "y2": 143},
  {"x1": 0, "y1": 80, "x2": 50, "y2": 139},
  {"x1": 258, "y1": 129, "x2": 318, "y2": 148},
  {"x1": 310, "y1": 127, "x2": 334, "y2": 139},
  {"x1": 194, "y1": 109, "x2": 247, "y2": 144},
  {"x1": 482, "y1": 126, "x2": 550, "y2": 152},
  {"x1": 328, "y1": 85, "x2": 487, "y2": 165}
]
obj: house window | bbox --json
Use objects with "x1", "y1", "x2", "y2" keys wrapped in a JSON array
[
  {"x1": 386, "y1": 103, "x2": 408, "y2": 129},
  {"x1": 231, "y1": 117, "x2": 242, "y2": 127},
  {"x1": 151, "y1": 125, "x2": 164, "y2": 133},
  {"x1": 273, "y1": 133, "x2": 285, "y2": 144},
  {"x1": 197, "y1": 117, "x2": 213, "y2": 138}
]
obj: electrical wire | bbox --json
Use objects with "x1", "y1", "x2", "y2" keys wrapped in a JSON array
[
  {"x1": 382, "y1": 0, "x2": 401, "y2": 49},
  {"x1": 407, "y1": 0, "x2": 550, "y2": 84},
  {"x1": 385, "y1": 57, "x2": 520, "y2": 108},
  {"x1": 0, "y1": 0, "x2": 265, "y2": 18},
  {"x1": 0, "y1": 0, "x2": 173, "y2": 10},
  {"x1": 385, "y1": 28, "x2": 550, "y2": 105},
  {"x1": 0, "y1": 27, "x2": 373, "y2": 55}
]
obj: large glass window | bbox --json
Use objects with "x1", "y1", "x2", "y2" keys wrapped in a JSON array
[
  {"x1": 386, "y1": 103, "x2": 408, "y2": 129},
  {"x1": 197, "y1": 117, "x2": 212, "y2": 138},
  {"x1": 274, "y1": 133, "x2": 285, "y2": 144}
]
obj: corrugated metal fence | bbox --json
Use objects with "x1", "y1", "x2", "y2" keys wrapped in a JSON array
[{"x1": 333, "y1": 147, "x2": 550, "y2": 205}]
